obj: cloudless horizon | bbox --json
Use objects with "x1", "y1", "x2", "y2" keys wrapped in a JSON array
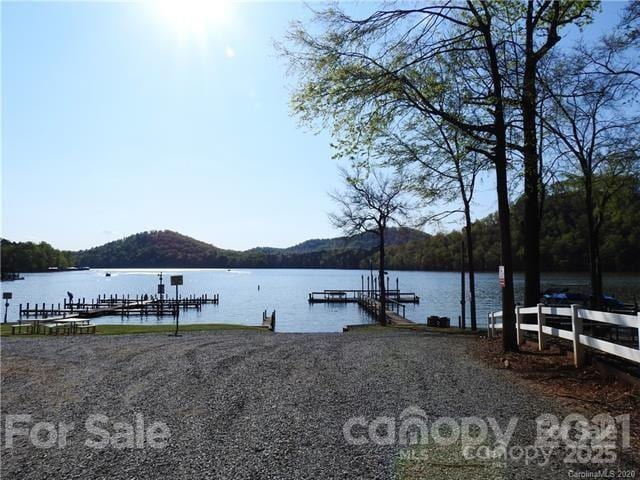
[{"x1": 1, "y1": 1, "x2": 626, "y2": 251}]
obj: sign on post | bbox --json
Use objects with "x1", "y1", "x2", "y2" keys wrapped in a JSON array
[
  {"x1": 157, "y1": 284, "x2": 165, "y2": 295},
  {"x1": 169, "y1": 276, "x2": 183, "y2": 337},
  {"x1": 498, "y1": 266, "x2": 505, "y2": 288},
  {"x1": 3, "y1": 292, "x2": 10, "y2": 324}
]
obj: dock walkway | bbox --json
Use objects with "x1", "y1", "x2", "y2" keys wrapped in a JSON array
[{"x1": 356, "y1": 295, "x2": 415, "y2": 326}]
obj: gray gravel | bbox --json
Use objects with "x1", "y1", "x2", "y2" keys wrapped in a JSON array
[{"x1": 1, "y1": 330, "x2": 637, "y2": 479}]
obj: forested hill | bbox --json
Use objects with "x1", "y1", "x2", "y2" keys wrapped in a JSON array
[
  {"x1": 73, "y1": 228, "x2": 428, "y2": 269},
  {"x1": 383, "y1": 179, "x2": 640, "y2": 272},
  {"x1": 0, "y1": 228, "x2": 428, "y2": 272},
  {"x1": 2, "y1": 180, "x2": 639, "y2": 272}
]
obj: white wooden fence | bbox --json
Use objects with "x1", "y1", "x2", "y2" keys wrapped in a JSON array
[{"x1": 488, "y1": 304, "x2": 640, "y2": 367}]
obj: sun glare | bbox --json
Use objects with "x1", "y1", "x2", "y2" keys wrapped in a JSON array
[{"x1": 153, "y1": 0, "x2": 232, "y2": 39}]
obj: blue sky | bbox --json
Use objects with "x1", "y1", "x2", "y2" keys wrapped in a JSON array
[{"x1": 1, "y1": 1, "x2": 627, "y2": 251}]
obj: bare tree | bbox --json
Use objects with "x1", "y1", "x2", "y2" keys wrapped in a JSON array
[
  {"x1": 583, "y1": 1, "x2": 640, "y2": 80},
  {"x1": 379, "y1": 112, "x2": 487, "y2": 331},
  {"x1": 330, "y1": 166, "x2": 416, "y2": 325},
  {"x1": 543, "y1": 50, "x2": 640, "y2": 307}
]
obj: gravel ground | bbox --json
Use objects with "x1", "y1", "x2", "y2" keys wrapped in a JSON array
[{"x1": 1, "y1": 330, "x2": 637, "y2": 479}]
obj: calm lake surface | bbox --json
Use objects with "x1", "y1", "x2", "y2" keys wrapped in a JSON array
[{"x1": 2, "y1": 269, "x2": 639, "y2": 332}]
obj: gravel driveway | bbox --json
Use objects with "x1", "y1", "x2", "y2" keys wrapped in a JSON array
[{"x1": 1, "y1": 330, "x2": 637, "y2": 479}]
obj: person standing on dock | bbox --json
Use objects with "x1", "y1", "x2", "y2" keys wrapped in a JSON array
[{"x1": 67, "y1": 291, "x2": 74, "y2": 313}]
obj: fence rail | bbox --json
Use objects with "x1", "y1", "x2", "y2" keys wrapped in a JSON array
[{"x1": 488, "y1": 304, "x2": 640, "y2": 366}]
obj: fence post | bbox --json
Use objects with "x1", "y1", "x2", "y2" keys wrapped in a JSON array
[
  {"x1": 487, "y1": 313, "x2": 492, "y2": 338},
  {"x1": 515, "y1": 306, "x2": 523, "y2": 345},
  {"x1": 491, "y1": 312, "x2": 496, "y2": 338},
  {"x1": 571, "y1": 304, "x2": 585, "y2": 368},
  {"x1": 537, "y1": 303, "x2": 546, "y2": 351}
]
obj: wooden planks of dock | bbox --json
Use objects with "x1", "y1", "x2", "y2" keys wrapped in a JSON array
[{"x1": 356, "y1": 295, "x2": 415, "y2": 326}]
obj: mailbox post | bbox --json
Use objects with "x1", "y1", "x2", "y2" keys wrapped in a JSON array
[
  {"x1": 169, "y1": 275, "x2": 183, "y2": 337},
  {"x1": 3, "y1": 292, "x2": 12, "y2": 324}
]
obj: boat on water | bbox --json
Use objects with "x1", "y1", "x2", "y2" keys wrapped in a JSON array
[
  {"x1": 1, "y1": 272, "x2": 24, "y2": 281},
  {"x1": 105, "y1": 272, "x2": 111, "y2": 277},
  {"x1": 46, "y1": 266, "x2": 91, "y2": 272}
]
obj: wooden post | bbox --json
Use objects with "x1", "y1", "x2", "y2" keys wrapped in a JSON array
[
  {"x1": 460, "y1": 239, "x2": 466, "y2": 330},
  {"x1": 571, "y1": 304, "x2": 585, "y2": 367},
  {"x1": 537, "y1": 303, "x2": 546, "y2": 351},
  {"x1": 636, "y1": 312, "x2": 639, "y2": 351},
  {"x1": 492, "y1": 312, "x2": 496, "y2": 337},
  {"x1": 488, "y1": 312, "x2": 494, "y2": 338},
  {"x1": 487, "y1": 313, "x2": 491, "y2": 338},
  {"x1": 515, "y1": 306, "x2": 523, "y2": 345}
]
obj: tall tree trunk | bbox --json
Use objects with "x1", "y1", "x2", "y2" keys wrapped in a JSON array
[
  {"x1": 584, "y1": 177, "x2": 603, "y2": 308},
  {"x1": 522, "y1": 1, "x2": 541, "y2": 307},
  {"x1": 495, "y1": 156, "x2": 518, "y2": 351},
  {"x1": 482, "y1": 17, "x2": 518, "y2": 352},
  {"x1": 463, "y1": 208, "x2": 477, "y2": 331},
  {"x1": 378, "y1": 229, "x2": 387, "y2": 326}
]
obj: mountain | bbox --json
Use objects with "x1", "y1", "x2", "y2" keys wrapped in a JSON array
[
  {"x1": 247, "y1": 228, "x2": 428, "y2": 255},
  {"x1": 74, "y1": 231, "x2": 241, "y2": 268},
  {"x1": 3, "y1": 177, "x2": 639, "y2": 273},
  {"x1": 65, "y1": 227, "x2": 429, "y2": 270}
]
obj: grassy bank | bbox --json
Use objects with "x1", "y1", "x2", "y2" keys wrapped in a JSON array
[{"x1": 0, "y1": 323, "x2": 266, "y2": 337}]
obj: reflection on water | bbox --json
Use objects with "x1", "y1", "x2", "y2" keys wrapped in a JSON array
[{"x1": 2, "y1": 269, "x2": 638, "y2": 333}]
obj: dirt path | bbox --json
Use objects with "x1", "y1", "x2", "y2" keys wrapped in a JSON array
[{"x1": 1, "y1": 330, "x2": 636, "y2": 479}]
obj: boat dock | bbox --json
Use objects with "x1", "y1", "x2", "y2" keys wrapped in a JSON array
[
  {"x1": 18, "y1": 293, "x2": 220, "y2": 319},
  {"x1": 357, "y1": 295, "x2": 415, "y2": 326},
  {"x1": 308, "y1": 289, "x2": 419, "y2": 304},
  {"x1": 308, "y1": 286, "x2": 418, "y2": 327}
]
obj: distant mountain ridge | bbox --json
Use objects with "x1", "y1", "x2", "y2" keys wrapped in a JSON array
[
  {"x1": 246, "y1": 228, "x2": 428, "y2": 255},
  {"x1": 70, "y1": 227, "x2": 428, "y2": 269},
  {"x1": 3, "y1": 179, "x2": 639, "y2": 273}
]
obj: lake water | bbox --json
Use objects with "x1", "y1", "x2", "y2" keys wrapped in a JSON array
[{"x1": 2, "y1": 269, "x2": 639, "y2": 332}]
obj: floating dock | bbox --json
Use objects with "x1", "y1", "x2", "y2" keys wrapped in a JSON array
[{"x1": 308, "y1": 289, "x2": 419, "y2": 304}]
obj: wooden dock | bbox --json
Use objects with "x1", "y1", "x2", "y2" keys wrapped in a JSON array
[
  {"x1": 262, "y1": 310, "x2": 276, "y2": 331},
  {"x1": 308, "y1": 289, "x2": 419, "y2": 304},
  {"x1": 18, "y1": 293, "x2": 220, "y2": 319},
  {"x1": 357, "y1": 295, "x2": 415, "y2": 326}
]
